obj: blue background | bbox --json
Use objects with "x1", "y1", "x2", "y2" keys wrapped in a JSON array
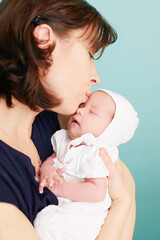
[{"x1": 88, "y1": 0, "x2": 160, "y2": 239}]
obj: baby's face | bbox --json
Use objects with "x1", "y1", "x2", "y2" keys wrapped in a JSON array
[{"x1": 68, "y1": 91, "x2": 116, "y2": 140}]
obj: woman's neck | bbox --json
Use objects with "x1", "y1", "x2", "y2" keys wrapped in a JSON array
[
  {"x1": 0, "y1": 98, "x2": 43, "y2": 173},
  {"x1": 0, "y1": 98, "x2": 40, "y2": 140}
]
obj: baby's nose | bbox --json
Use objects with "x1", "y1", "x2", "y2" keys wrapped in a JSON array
[{"x1": 76, "y1": 108, "x2": 84, "y2": 116}]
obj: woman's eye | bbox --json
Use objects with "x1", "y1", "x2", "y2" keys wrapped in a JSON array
[
  {"x1": 89, "y1": 52, "x2": 94, "y2": 60},
  {"x1": 79, "y1": 103, "x2": 85, "y2": 108}
]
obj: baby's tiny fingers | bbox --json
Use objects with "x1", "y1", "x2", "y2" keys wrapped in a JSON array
[
  {"x1": 48, "y1": 178, "x2": 54, "y2": 189},
  {"x1": 51, "y1": 152, "x2": 56, "y2": 159},
  {"x1": 55, "y1": 177, "x2": 63, "y2": 184},
  {"x1": 57, "y1": 168, "x2": 66, "y2": 176},
  {"x1": 53, "y1": 175, "x2": 62, "y2": 184},
  {"x1": 35, "y1": 175, "x2": 39, "y2": 182},
  {"x1": 39, "y1": 185, "x2": 44, "y2": 194},
  {"x1": 39, "y1": 179, "x2": 47, "y2": 194}
]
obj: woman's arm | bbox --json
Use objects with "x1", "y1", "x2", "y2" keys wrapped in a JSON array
[
  {"x1": 119, "y1": 160, "x2": 136, "y2": 240},
  {"x1": 96, "y1": 149, "x2": 135, "y2": 240},
  {"x1": 0, "y1": 203, "x2": 41, "y2": 240}
]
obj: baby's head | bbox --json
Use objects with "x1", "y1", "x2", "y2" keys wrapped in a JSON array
[
  {"x1": 68, "y1": 89, "x2": 139, "y2": 146},
  {"x1": 68, "y1": 90, "x2": 116, "y2": 140}
]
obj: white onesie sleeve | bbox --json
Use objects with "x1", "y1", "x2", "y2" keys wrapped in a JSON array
[{"x1": 77, "y1": 143, "x2": 118, "y2": 179}]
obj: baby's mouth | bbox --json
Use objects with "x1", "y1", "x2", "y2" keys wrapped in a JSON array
[{"x1": 72, "y1": 117, "x2": 80, "y2": 125}]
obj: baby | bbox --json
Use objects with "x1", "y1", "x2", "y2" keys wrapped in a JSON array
[{"x1": 34, "y1": 89, "x2": 139, "y2": 240}]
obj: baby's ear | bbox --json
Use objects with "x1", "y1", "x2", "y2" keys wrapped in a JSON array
[{"x1": 33, "y1": 24, "x2": 54, "y2": 49}]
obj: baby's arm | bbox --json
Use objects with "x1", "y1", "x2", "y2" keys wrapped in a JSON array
[
  {"x1": 38, "y1": 153, "x2": 65, "y2": 194},
  {"x1": 51, "y1": 178, "x2": 107, "y2": 202}
]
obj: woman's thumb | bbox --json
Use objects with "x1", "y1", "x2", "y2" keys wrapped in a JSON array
[{"x1": 99, "y1": 148, "x2": 115, "y2": 174}]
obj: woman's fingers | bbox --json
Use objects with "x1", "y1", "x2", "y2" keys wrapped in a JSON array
[
  {"x1": 99, "y1": 148, "x2": 115, "y2": 175},
  {"x1": 99, "y1": 148, "x2": 127, "y2": 201}
]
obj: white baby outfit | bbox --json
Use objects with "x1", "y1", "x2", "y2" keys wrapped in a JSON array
[{"x1": 34, "y1": 89, "x2": 139, "y2": 240}]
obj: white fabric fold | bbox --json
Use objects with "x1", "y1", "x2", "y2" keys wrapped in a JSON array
[{"x1": 97, "y1": 89, "x2": 139, "y2": 146}]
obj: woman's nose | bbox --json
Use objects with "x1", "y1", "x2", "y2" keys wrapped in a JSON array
[{"x1": 90, "y1": 63, "x2": 100, "y2": 86}]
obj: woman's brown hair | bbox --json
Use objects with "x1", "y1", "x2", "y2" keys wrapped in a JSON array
[{"x1": 0, "y1": 0, "x2": 117, "y2": 111}]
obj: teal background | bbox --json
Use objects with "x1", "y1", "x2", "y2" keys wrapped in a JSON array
[
  {"x1": 88, "y1": 0, "x2": 160, "y2": 239},
  {"x1": 0, "y1": 0, "x2": 159, "y2": 239}
]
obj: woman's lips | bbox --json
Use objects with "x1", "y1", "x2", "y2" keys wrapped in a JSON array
[{"x1": 85, "y1": 92, "x2": 91, "y2": 101}]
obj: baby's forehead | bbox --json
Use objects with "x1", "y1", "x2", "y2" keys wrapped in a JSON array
[
  {"x1": 91, "y1": 91, "x2": 114, "y2": 104},
  {"x1": 90, "y1": 91, "x2": 116, "y2": 114}
]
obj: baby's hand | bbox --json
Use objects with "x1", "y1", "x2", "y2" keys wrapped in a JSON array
[
  {"x1": 38, "y1": 153, "x2": 65, "y2": 194},
  {"x1": 39, "y1": 168, "x2": 65, "y2": 194}
]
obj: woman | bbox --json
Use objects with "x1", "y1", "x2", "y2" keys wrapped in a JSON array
[{"x1": 0, "y1": 0, "x2": 135, "y2": 239}]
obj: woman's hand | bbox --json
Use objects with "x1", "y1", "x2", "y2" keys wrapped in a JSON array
[
  {"x1": 97, "y1": 148, "x2": 136, "y2": 240},
  {"x1": 99, "y1": 148, "x2": 135, "y2": 207}
]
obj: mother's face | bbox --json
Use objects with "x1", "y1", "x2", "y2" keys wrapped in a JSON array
[{"x1": 44, "y1": 29, "x2": 100, "y2": 115}]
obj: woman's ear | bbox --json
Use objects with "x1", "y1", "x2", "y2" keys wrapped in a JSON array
[{"x1": 33, "y1": 24, "x2": 54, "y2": 49}]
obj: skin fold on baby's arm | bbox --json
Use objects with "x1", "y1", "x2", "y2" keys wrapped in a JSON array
[
  {"x1": 54, "y1": 178, "x2": 107, "y2": 202},
  {"x1": 38, "y1": 154, "x2": 107, "y2": 202}
]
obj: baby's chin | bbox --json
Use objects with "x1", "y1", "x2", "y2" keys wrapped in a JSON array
[
  {"x1": 69, "y1": 133, "x2": 79, "y2": 140},
  {"x1": 68, "y1": 130, "x2": 82, "y2": 140}
]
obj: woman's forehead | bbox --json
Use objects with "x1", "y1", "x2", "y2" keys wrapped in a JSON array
[{"x1": 67, "y1": 26, "x2": 99, "y2": 52}]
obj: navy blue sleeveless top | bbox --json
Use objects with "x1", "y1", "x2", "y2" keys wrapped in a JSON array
[{"x1": 0, "y1": 111, "x2": 60, "y2": 224}]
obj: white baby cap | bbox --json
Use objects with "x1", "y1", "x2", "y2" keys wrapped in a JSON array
[{"x1": 97, "y1": 89, "x2": 139, "y2": 147}]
